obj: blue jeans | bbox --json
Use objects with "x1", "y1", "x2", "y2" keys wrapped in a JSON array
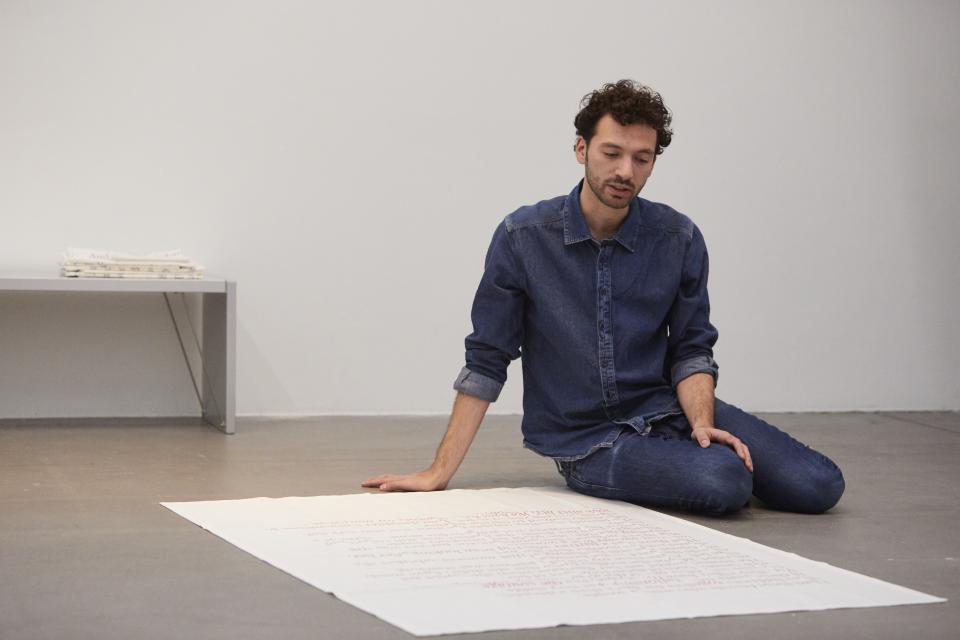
[{"x1": 556, "y1": 398, "x2": 845, "y2": 515}]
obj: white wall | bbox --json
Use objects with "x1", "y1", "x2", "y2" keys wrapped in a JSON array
[{"x1": 1, "y1": 0, "x2": 957, "y2": 418}]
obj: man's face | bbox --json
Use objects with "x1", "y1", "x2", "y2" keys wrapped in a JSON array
[{"x1": 575, "y1": 113, "x2": 657, "y2": 210}]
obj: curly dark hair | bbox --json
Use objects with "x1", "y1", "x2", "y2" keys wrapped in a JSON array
[{"x1": 574, "y1": 80, "x2": 673, "y2": 155}]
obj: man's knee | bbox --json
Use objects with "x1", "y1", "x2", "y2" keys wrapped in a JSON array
[
  {"x1": 790, "y1": 463, "x2": 846, "y2": 514},
  {"x1": 760, "y1": 455, "x2": 846, "y2": 514},
  {"x1": 695, "y1": 455, "x2": 753, "y2": 516}
]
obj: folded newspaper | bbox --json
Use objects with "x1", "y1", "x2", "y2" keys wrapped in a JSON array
[{"x1": 60, "y1": 248, "x2": 205, "y2": 279}]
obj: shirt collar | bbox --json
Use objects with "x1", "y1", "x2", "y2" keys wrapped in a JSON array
[{"x1": 562, "y1": 180, "x2": 642, "y2": 252}]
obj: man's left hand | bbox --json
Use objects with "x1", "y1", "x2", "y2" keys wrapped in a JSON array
[{"x1": 690, "y1": 426, "x2": 753, "y2": 472}]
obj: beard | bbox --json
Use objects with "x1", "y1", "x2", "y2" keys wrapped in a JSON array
[{"x1": 584, "y1": 150, "x2": 643, "y2": 209}]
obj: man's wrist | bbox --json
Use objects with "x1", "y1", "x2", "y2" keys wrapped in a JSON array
[
  {"x1": 422, "y1": 467, "x2": 452, "y2": 490},
  {"x1": 427, "y1": 465, "x2": 452, "y2": 486}
]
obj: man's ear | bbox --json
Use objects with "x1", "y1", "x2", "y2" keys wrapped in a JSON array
[{"x1": 575, "y1": 137, "x2": 587, "y2": 165}]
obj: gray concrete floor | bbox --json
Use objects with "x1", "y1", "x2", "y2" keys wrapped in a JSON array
[{"x1": 1, "y1": 411, "x2": 957, "y2": 639}]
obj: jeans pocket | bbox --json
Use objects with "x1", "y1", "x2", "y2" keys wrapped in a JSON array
[
  {"x1": 565, "y1": 447, "x2": 623, "y2": 492},
  {"x1": 646, "y1": 411, "x2": 690, "y2": 440}
]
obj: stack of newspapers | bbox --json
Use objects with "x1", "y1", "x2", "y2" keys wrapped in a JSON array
[{"x1": 59, "y1": 248, "x2": 205, "y2": 279}]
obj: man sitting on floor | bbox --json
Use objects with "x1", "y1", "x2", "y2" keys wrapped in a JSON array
[{"x1": 362, "y1": 79, "x2": 845, "y2": 515}]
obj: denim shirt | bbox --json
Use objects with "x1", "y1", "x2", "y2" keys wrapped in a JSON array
[{"x1": 453, "y1": 180, "x2": 719, "y2": 461}]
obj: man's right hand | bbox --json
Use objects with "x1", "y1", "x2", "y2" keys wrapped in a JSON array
[
  {"x1": 360, "y1": 469, "x2": 448, "y2": 492},
  {"x1": 360, "y1": 392, "x2": 490, "y2": 493}
]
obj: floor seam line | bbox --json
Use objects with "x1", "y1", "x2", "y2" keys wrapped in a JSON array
[{"x1": 876, "y1": 413, "x2": 960, "y2": 436}]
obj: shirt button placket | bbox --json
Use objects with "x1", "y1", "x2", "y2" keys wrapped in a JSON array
[{"x1": 596, "y1": 243, "x2": 618, "y2": 409}]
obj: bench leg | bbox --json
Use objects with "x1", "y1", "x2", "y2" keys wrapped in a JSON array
[{"x1": 202, "y1": 282, "x2": 236, "y2": 434}]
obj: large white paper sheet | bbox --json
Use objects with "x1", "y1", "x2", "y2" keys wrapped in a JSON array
[{"x1": 162, "y1": 487, "x2": 944, "y2": 636}]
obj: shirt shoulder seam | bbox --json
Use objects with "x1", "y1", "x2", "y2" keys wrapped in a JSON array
[
  {"x1": 638, "y1": 222, "x2": 693, "y2": 238},
  {"x1": 505, "y1": 212, "x2": 564, "y2": 233}
]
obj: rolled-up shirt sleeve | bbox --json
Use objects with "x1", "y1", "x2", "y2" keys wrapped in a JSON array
[
  {"x1": 667, "y1": 223, "x2": 720, "y2": 389},
  {"x1": 453, "y1": 219, "x2": 526, "y2": 402}
]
